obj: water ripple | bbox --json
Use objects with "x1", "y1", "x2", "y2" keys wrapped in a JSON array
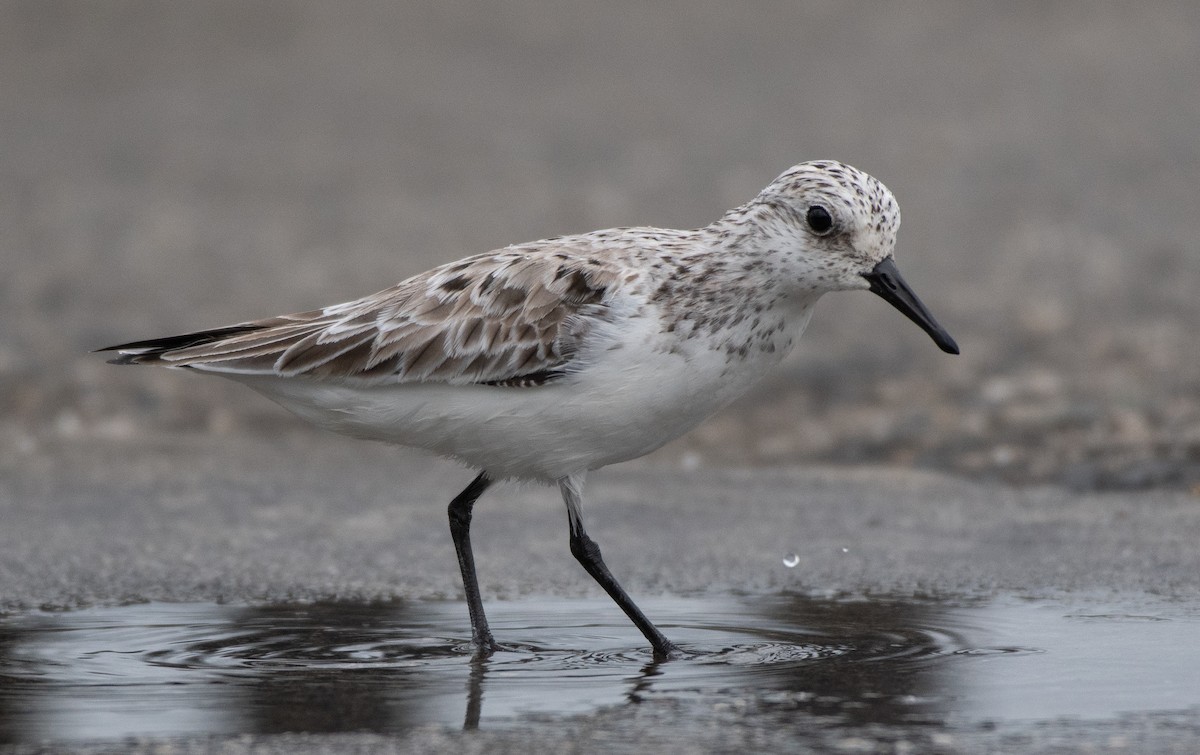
[{"x1": 0, "y1": 594, "x2": 1197, "y2": 743}]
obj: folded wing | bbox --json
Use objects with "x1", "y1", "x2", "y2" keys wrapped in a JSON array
[{"x1": 100, "y1": 250, "x2": 621, "y2": 386}]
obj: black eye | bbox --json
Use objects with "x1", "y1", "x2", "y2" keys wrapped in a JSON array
[{"x1": 806, "y1": 205, "x2": 833, "y2": 235}]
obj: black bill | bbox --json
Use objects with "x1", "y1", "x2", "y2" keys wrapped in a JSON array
[{"x1": 862, "y1": 257, "x2": 960, "y2": 355}]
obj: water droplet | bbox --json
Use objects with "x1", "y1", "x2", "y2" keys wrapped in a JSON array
[{"x1": 782, "y1": 553, "x2": 799, "y2": 568}]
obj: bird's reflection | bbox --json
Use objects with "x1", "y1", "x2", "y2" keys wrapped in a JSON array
[{"x1": 463, "y1": 654, "x2": 487, "y2": 730}]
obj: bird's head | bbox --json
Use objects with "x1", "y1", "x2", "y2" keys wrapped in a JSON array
[{"x1": 734, "y1": 160, "x2": 958, "y2": 354}]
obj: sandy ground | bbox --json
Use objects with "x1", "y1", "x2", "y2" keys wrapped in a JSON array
[
  {"x1": 6, "y1": 434, "x2": 1200, "y2": 614},
  {"x1": 3, "y1": 2, "x2": 1200, "y2": 751}
]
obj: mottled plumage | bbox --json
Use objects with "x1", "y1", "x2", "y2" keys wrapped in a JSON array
[
  {"x1": 100, "y1": 160, "x2": 958, "y2": 658},
  {"x1": 111, "y1": 247, "x2": 622, "y2": 383}
]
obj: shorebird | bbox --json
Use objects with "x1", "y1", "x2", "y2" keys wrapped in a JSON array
[{"x1": 100, "y1": 160, "x2": 958, "y2": 658}]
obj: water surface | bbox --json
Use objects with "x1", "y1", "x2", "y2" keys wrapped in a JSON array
[{"x1": 0, "y1": 594, "x2": 1196, "y2": 743}]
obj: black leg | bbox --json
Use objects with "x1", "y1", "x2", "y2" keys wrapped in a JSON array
[
  {"x1": 569, "y1": 529, "x2": 680, "y2": 658},
  {"x1": 447, "y1": 472, "x2": 497, "y2": 653},
  {"x1": 559, "y1": 476, "x2": 680, "y2": 659}
]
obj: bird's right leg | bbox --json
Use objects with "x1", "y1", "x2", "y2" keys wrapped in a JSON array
[
  {"x1": 559, "y1": 474, "x2": 680, "y2": 659},
  {"x1": 447, "y1": 472, "x2": 497, "y2": 654}
]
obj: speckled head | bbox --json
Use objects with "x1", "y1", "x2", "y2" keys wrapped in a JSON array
[
  {"x1": 735, "y1": 160, "x2": 958, "y2": 354},
  {"x1": 750, "y1": 160, "x2": 901, "y2": 283}
]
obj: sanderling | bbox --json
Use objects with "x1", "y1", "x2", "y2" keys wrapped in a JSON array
[{"x1": 100, "y1": 160, "x2": 958, "y2": 658}]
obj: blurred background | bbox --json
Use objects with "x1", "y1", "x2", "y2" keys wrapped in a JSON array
[{"x1": 2, "y1": 1, "x2": 1198, "y2": 490}]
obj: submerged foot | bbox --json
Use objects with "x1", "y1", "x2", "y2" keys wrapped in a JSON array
[{"x1": 651, "y1": 640, "x2": 686, "y2": 662}]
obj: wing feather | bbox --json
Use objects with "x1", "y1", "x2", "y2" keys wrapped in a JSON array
[{"x1": 100, "y1": 244, "x2": 626, "y2": 386}]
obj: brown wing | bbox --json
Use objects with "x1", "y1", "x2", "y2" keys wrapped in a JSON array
[{"x1": 102, "y1": 248, "x2": 624, "y2": 385}]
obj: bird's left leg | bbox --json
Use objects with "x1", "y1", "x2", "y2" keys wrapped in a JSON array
[{"x1": 448, "y1": 471, "x2": 498, "y2": 654}]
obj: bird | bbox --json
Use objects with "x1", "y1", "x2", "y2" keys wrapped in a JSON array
[{"x1": 99, "y1": 160, "x2": 958, "y2": 659}]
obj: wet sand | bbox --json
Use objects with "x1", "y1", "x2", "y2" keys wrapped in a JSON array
[{"x1": 4, "y1": 435, "x2": 1200, "y2": 750}]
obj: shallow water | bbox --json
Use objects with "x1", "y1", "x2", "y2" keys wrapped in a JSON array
[{"x1": 0, "y1": 595, "x2": 1197, "y2": 743}]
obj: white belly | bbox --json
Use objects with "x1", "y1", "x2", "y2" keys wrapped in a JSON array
[{"x1": 227, "y1": 303, "x2": 814, "y2": 481}]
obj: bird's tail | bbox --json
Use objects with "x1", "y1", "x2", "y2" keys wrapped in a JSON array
[{"x1": 95, "y1": 325, "x2": 267, "y2": 365}]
